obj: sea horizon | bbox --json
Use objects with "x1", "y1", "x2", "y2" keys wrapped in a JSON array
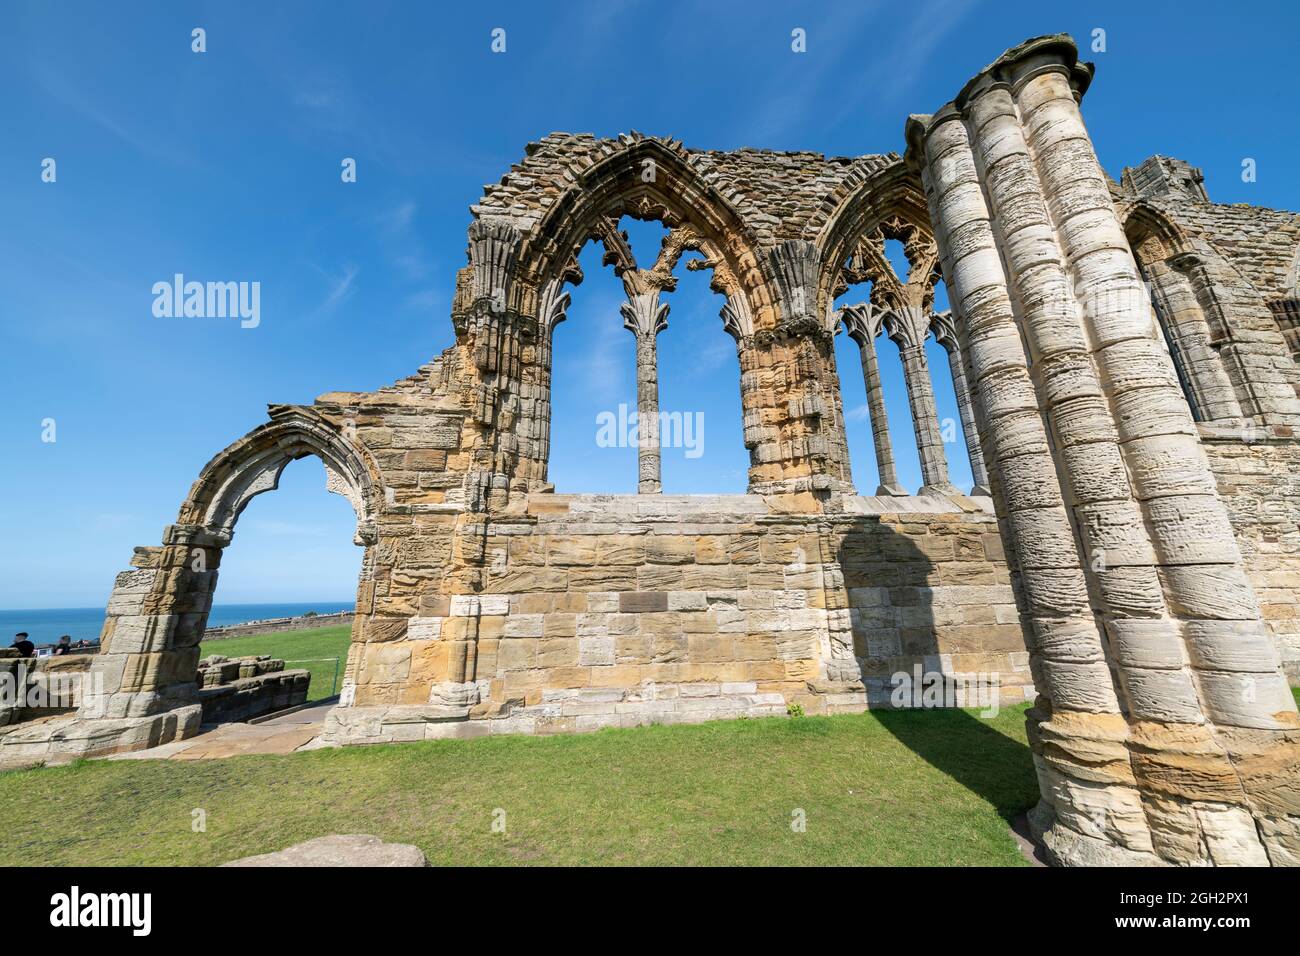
[{"x1": 0, "y1": 601, "x2": 355, "y2": 647}]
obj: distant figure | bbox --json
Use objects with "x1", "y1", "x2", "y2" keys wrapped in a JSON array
[
  {"x1": 11, "y1": 632, "x2": 34, "y2": 658},
  {"x1": 52, "y1": 635, "x2": 73, "y2": 656},
  {"x1": 75, "y1": 639, "x2": 90, "y2": 650}
]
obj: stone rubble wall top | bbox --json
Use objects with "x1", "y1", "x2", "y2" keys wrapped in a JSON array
[{"x1": 471, "y1": 131, "x2": 898, "y2": 252}]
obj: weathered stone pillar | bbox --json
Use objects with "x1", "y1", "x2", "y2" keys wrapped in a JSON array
[
  {"x1": 533, "y1": 277, "x2": 571, "y2": 478},
  {"x1": 80, "y1": 523, "x2": 219, "y2": 727},
  {"x1": 907, "y1": 34, "x2": 1299, "y2": 866},
  {"x1": 755, "y1": 239, "x2": 852, "y2": 496},
  {"x1": 931, "y1": 309, "x2": 991, "y2": 495},
  {"x1": 886, "y1": 306, "x2": 958, "y2": 495},
  {"x1": 840, "y1": 304, "x2": 906, "y2": 495},
  {"x1": 462, "y1": 219, "x2": 532, "y2": 513},
  {"x1": 620, "y1": 275, "x2": 669, "y2": 494}
]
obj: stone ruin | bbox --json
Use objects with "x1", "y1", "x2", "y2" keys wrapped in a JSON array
[
  {"x1": 8, "y1": 35, "x2": 1300, "y2": 866},
  {"x1": 196, "y1": 655, "x2": 310, "y2": 724},
  {"x1": 0, "y1": 648, "x2": 89, "y2": 727}
]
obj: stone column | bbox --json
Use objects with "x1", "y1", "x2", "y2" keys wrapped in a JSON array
[
  {"x1": 84, "y1": 526, "x2": 216, "y2": 717},
  {"x1": 464, "y1": 219, "x2": 525, "y2": 513},
  {"x1": 931, "y1": 309, "x2": 991, "y2": 495},
  {"x1": 886, "y1": 306, "x2": 958, "y2": 495},
  {"x1": 534, "y1": 278, "x2": 571, "y2": 479},
  {"x1": 620, "y1": 277, "x2": 669, "y2": 494},
  {"x1": 758, "y1": 239, "x2": 852, "y2": 496},
  {"x1": 840, "y1": 304, "x2": 906, "y2": 495},
  {"x1": 907, "y1": 34, "x2": 1299, "y2": 866}
]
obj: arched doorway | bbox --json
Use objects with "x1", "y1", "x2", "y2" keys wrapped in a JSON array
[{"x1": 77, "y1": 408, "x2": 383, "y2": 732}]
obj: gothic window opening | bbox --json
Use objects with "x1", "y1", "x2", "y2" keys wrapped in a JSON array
[{"x1": 548, "y1": 215, "x2": 746, "y2": 494}]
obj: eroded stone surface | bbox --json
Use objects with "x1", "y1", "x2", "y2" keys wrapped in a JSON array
[
  {"x1": 27, "y1": 32, "x2": 1300, "y2": 867},
  {"x1": 222, "y1": 834, "x2": 427, "y2": 868}
]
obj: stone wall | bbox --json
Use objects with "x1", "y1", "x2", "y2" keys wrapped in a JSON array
[
  {"x1": 204, "y1": 611, "x2": 354, "y2": 640},
  {"x1": 0, "y1": 653, "x2": 91, "y2": 726},
  {"x1": 1203, "y1": 429, "x2": 1300, "y2": 680},
  {"x1": 323, "y1": 492, "x2": 1030, "y2": 744},
  {"x1": 196, "y1": 655, "x2": 311, "y2": 724}
]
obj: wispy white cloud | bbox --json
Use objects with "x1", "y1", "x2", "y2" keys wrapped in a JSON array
[
  {"x1": 305, "y1": 262, "x2": 359, "y2": 318},
  {"x1": 28, "y1": 61, "x2": 199, "y2": 167},
  {"x1": 733, "y1": 0, "x2": 977, "y2": 144},
  {"x1": 373, "y1": 200, "x2": 435, "y2": 281},
  {"x1": 555, "y1": 289, "x2": 632, "y2": 402}
]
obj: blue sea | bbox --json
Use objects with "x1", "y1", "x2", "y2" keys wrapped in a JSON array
[{"x1": 0, "y1": 602, "x2": 354, "y2": 648}]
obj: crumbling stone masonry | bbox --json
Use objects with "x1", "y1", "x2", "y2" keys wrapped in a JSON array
[
  {"x1": 11, "y1": 34, "x2": 1299, "y2": 865},
  {"x1": 196, "y1": 655, "x2": 310, "y2": 724}
]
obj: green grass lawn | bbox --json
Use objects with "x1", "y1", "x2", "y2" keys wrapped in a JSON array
[
  {"x1": 199, "y1": 624, "x2": 352, "y2": 702},
  {"x1": 0, "y1": 703, "x2": 1039, "y2": 866}
]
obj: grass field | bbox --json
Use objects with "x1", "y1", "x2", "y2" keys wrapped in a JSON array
[
  {"x1": 3, "y1": 619, "x2": 1293, "y2": 867},
  {"x1": 0, "y1": 703, "x2": 1040, "y2": 866},
  {"x1": 199, "y1": 623, "x2": 352, "y2": 702}
]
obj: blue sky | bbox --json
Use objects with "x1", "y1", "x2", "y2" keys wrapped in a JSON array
[{"x1": 3, "y1": 1, "x2": 1298, "y2": 608}]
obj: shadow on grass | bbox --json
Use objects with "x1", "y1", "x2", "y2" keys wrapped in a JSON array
[
  {"x1": 838, "y1": 517, "x2": 1038, "y2": 823},
  {"x1": 871, "y1": 707, "x2": 1034, "y2": 820}
]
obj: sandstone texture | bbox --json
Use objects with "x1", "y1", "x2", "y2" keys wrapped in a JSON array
[
  {"x1": 14, "y1": 33, "x2": 1299, "y2": 866},
  {"x1": 222, "y1": 834, "x2": 428, "y2": 867}
]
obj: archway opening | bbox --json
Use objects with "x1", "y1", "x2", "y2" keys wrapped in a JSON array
[
  {"x1": 548, "y1": 214, "x2": 748, "y2": 494},
  {"x1": 196, "y1": 455, "x2": 364, "y2": 710},
  {"x1": 833, "y1": 275, "x2": 921, "y2": 494}
]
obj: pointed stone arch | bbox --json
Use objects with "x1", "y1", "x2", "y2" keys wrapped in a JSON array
[
  {"x1": 815, "y1": 160, "x2": 979, "y2": 496},
  {"x1": 76, "y1": 406, "x2": 385, "y2": 731},
  {"x1": 813, "y1": 159, "x2": 937, "y2": 319},
  {"x1": 518, "y1": 135, "x2": 769, "y2": 340},
  {"x1": 179, "y1": 406, "x2": 384, "y2": 546}
]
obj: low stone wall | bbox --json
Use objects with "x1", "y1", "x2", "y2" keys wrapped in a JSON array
[
  {"x1": 199, "y1": 672, "x2": 311, "y2": 723},
  {"x1": 324, "y1": 492, "x2": 1033, "y2": 745},
  {"x1": 196, "y1": 655, "x2": 311, "y2": 723},
  {"x1": 0, "y1": 652, "x2": 92, "y2": 726},
  {"x1": 204, "y1": 611, "x2": 353, "y2": 640},
  {"x1": 1203, "y1": 429, "x2": 1300, "y2": 681}
]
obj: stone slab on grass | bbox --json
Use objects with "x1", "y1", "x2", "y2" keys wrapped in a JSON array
[{"x1": 223, "y1": 834, "x2": 427, "y2": 867}]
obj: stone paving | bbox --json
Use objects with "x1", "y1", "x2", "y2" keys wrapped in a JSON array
[{"x1": 101, "y1": 701, "x2": 334, "y2": 761}]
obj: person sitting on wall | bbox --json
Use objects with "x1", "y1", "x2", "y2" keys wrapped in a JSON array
[
  {"x1": 52, "y1": 635, "x2": 73, "y2": 656},
  {"x1": 11, "y1": 633, "x2": 34, "y2": 658}
]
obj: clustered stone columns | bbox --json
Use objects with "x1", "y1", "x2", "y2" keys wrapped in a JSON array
[
  {"x1": 758, "y1": 239, "x2": 854, "y2": 495},
  {"x1": 463, "y1": 219, "x2": 527, "y2": 513},
  {"x1": 884, "y1": 305, "x2": 959, "y2": 495},
  {"x1": 620, "y1": 271, "x2": 671, "y2": 494},
  {"x1": 908, "y1": 34, "x2": 1299, "y2": 866},
  {"x1": 839, "y1": 304, "x2": 906, "y2": 495},
  {"x1": 931, "y1": 308, "x2": 991, "y2": 495}
]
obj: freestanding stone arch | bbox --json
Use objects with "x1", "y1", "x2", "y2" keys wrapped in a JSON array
[
  {"x1": 69, "y1": 407, "x2": 383, "y2": 750},
  {"x1": 905, "y1": 33, "x2": 1299, "y2": 865}
]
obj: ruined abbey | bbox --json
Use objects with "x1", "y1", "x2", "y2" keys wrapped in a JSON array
[{"x1": 8, "y1": 35, "x2": 1300, "y2": 867}]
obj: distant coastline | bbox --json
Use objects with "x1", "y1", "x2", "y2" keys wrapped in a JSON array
[{"x1": 0, "y1": 602, "x2": 355, "y2": 647}]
